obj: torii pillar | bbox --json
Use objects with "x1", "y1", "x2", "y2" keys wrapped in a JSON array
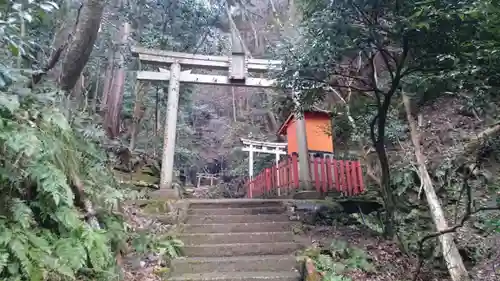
[{"x1": 159, "y1": 61, "x2": 181, "y2": 190}]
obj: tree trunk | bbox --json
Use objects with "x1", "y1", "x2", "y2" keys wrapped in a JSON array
[
  {"x1": 231, "y1": 87, "x2": 237, "y2": 122},
  {"x1": 90, "y1": 59, "x2": 101, "y2": 113},
  {"x1": 402, "y1": 93, "x2": 470, "y2": 281},
  {"x1": 104, "y1": 20, "x2": 130, "y2": 138},
  {"x1": 71, "y1": 74, "x2": 85, "y2": 108},
  {"x1": 59, "y1": 0, "x2": 105, "y2": 92},
  {"x1": 100, "y1": 49, "x2": 115, "y2": 115},
  {"x1": 153, "y1": 87, "x2": 160, "y2": 157},
  {"x1": 265, "y1": 92, "x2": 279, "y2": 132},
  {"x1": 129, "y1": 81, "x2": 149, "y2": 151}
]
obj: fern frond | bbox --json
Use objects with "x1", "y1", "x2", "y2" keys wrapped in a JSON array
[
  {"x1": 27, "y1": 163, "x2": 74, "y2": 207},
  {"x1": 0, "y1": 248, "x2": 9, "y2": 274},
  {"x1": 9, "y1": 199, "x2": 34, "y2": 229},
  {"x1": 8, "y1": 236, "x2": 32, "y2": 276}
]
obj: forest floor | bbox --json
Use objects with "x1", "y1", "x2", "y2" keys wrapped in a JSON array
[
  {"x1": 121, "y1": 202, "x2": 171, "y2": 281},
  {"x1": 296, "y1": 223, "x2": 449, "y2": 281}
]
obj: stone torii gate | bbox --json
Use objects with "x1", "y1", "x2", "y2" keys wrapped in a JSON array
[{"x1": 132, "y1": 36, "x2": 311, "y2": 190}]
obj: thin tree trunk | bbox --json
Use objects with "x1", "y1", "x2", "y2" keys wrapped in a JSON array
[
  {"x1": 59, "y1": 0, "x2": 105, "y2": 92},
  {"x1": 144, "y1": 107, "x2": 150, "y2": 152},
  {"x1": 153, "y1": 86, "x2": 163, "y2": 157},
  {"x1": 90, "y1": 59, "x2": 101, "y2": 113},
  {"x1": 402, "y1": 93, "x2": 470, "y2": 281},
  {"x1": 156, "y1": 99, "x2": 162, "y2": 135},
  {"x1": 18, "y1": 3, "x2": 25, "y2": 69},
  {"x1": 265, "y1": 93, "x2": 279, "y2": 132},
  {"x1": 231, "y1": 87, "x2": 237, "y2": 122},
  {"x1": 129, "y1": 81, "x2": 149, "y2": 151}
]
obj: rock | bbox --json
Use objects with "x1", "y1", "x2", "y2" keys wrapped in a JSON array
[
  {"x1": 146, "y1": 253, "x2": 159, "y2": 263},
  {"x1": 287, "y1": 200, "x2": 343, "y2": 225},
  {"x1": 304, "y1": 257, "x2": 322, "y2": 281},
  {"x1": 130, "y1": 257, "x2": 145, "y2": 269}
]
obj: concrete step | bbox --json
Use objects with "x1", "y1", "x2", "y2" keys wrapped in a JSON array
[
  {"x1": 182, "y1": 222, "x2": 293, "y2": 234},
  {"x1": 171, "y1": 255, "x2": 298, "y2": 274},
  {"x1": 180, "y1": 232, "x2": 294, "y2": 245},
  {"x1": 182, "y1": 242, "x2": 300, "y2": 257},
  {"x1": 169, "y1": 271, "x2": 300, "y2": 281},
  {"x1": 188, "y1": 199, "x2": 285, "y2": 209},
  {"x1": 188, "y1": 207, "x2": 286, "y2": 216},
  {"x1": 186, "y1": 214, "x2": 289, "y2": 224}
]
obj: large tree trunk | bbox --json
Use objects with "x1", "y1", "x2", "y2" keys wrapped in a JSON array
[
  {"x1": 104, "y1": 20, "x2": 130, "y2": 138},
  {"x1": 402, "y1": 93, "x2": 470, "y2": 281},
  {"x1": 100, "y1": 49, "x2": 115, "y2": 115},
  {"x1": 71, "y1": 74, "x2": 85, "y2": 108},
  {"x1": 59, "y1": 0, "x2": 105, "y2": 92}
]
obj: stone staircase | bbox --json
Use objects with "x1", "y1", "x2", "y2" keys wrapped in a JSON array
[{"x1": 170, "y1": 199, "x2": 302, "y2": 281}]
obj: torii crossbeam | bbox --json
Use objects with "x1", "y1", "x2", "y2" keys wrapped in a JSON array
[{"x1": 132, "y1": 34, "x2": 311, "y2": 191}]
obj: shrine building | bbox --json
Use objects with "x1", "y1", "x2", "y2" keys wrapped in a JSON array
[{"x1": 277, "y1": 111, "x2": 334, "y2": 156}]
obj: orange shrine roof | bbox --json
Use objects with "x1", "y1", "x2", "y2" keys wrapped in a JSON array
[{"x1": 277, "y1": 110, "x2": 331, "y2": 136}]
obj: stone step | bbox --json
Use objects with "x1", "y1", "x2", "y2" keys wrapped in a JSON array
[
  {"x1": 182, "y1": 222, "x2": 293, "y2": 234},
  {"x1": 182, "y1": 242, "x2": 299, "y2": 257},
  {"x1": 188, "y1": 207, "x2": 286, "y2": 216},
  {"x1": 188, "y1": 199, "x2": 285, "y2": 209},
  {"x1": 180, "y1": 231, "x2": 294, "y2": 245},
  {"x1": 169, "y1": 271, "x2": 300, "y2": 281},
  {"x1": 186, "y1": 214, "x2": 289, "y2": 224},
  {"x1": 171, "y1": 255, "x2": 298, "y2": 274}
]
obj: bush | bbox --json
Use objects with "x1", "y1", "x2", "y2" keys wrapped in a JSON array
[{"x1": 0, "y1": 71, "x2": 129, "y2": 281}]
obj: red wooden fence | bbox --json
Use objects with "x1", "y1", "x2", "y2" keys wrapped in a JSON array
[{"x1": 245, "y1": 155, "x2": 364, "y2": 198}]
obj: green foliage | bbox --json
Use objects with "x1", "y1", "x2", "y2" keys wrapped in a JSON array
[
  {"x1": 156, "y1": 236, "x2": 184, "y2": 261},
  {"x1": 350, "y1": 213, "x2": 384, "y2": 235},
  {"x1": 130, "y1": 232, "x2": 183, "y2": 264},
  {"x1": 0, "y1": 2, "x2": 133, "y2": 279},
  {"x1": 278, "y1": 0, "x2": 500, "y2": 238},
  {"x1": 0, "y1": 0, "x2": 60, "y2": 62},
  {"x1": 254, "y1": 154, "x2": 275, "y2": 175},
  {"x1": 140, "y1": 0, "x2": 225, "y2": 53},
  {"x1": 0, "y1": 56, "x2": 130, "y2": 281},
  {"x1": 300, "y1": 240, "x2": 375, "y2": 281}
]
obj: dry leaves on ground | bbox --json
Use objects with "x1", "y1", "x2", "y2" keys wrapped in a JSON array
[
  {"x1": 299, "y1": 224, "x2": 450, "y2": 281},
  {"x1": 121, "y1": 203, "x2": 174, "y2": 281}
]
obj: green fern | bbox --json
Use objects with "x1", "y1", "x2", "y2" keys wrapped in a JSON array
[
  {"x1": 157, "y1": 237, "x2": 184, "y2": 260},
  {"x1": 130, "y1": 233, "x2": 184, "y2": 264},
  {"x1": 0, "y1": 74, "x2": 131, "y2": 280},
  {"x1": 301, "y1": 240, "x2": 375, "y2": 281}
]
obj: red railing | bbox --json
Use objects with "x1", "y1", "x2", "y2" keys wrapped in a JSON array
[{"x1": 245, "y1": 155, "x2": 365, "y2": 198}]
